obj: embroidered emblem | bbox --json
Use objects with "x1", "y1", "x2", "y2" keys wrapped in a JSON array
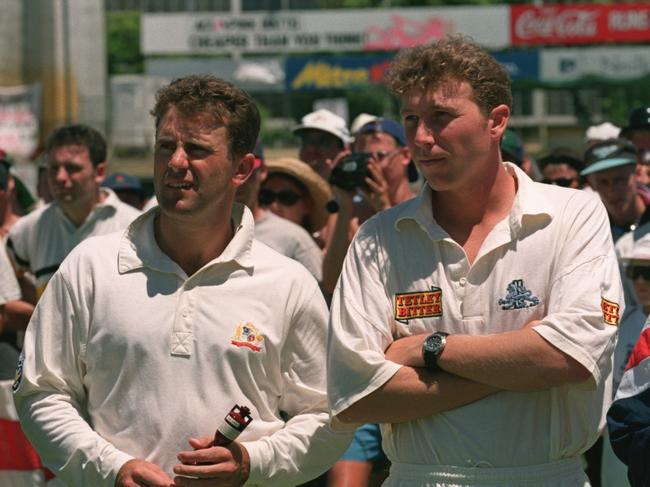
[
  {"x1": 498, "y1": 279, "x2": 540, "y2": 310},
  {"x1": 395, "y1": 287, "x2": 443, "y2": 322},
  {"x1": 12, "y1": 353, "x2": 24, "y2": 392},
  {"x1": 231, "y1": 323, "x2": 264, "y2": 352},
  {"x1": 601, "y1": 297, "x2": 620, "y2": 326}
]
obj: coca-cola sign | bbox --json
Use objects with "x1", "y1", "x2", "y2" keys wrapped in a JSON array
[{"x1": 511, "y1": 4, "x2": 650, "y2": 45}]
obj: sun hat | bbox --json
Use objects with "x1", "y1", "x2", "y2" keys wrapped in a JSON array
[
  {"x1": 581, "y1": 138, "x2": 637, "y2": 176},
  {"x1": 292, "y1": 109, "x2": 351, "y2": 146},
  {"x1": 264, "y1": 157, "x2": 333, "y2": 231}
]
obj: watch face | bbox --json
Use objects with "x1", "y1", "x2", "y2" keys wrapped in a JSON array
[{"x1": 425, "y1": 334, "x2": 445, "y2": 354}]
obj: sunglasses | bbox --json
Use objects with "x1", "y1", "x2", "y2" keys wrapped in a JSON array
[
  {"x1": 626, "y1": 265, "x2": 650, "y2": 281},
  {"x1": 259, "y1": 188, "x2": 303, "y2": 207},
  {"x1": 541, "y1": 177, "x2": 576, "y2": 187}
]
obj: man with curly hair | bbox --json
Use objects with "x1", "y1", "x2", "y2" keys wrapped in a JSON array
[{"x1": 327, "y1": 36, "x2": 622, "y2": 486}]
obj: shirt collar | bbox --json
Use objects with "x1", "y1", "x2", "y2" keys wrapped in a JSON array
[
  {"x1": 395, "y1": 162, "x2": 553, "y2": 241},
  {"x1": 118, "y1": 202, "x2": 256, "y2": 277}
]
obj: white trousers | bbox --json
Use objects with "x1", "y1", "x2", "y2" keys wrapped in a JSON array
[{"x1": 384, "y1": 458, "x2": 589, "y2": 487}]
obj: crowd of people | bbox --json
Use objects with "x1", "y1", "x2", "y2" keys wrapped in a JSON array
[{"x1": 1, "y1": 35, "x2": 650, "y2": 487}]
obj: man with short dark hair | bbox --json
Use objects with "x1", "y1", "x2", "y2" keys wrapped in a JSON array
[
  {"x1": 328, "y1": 35, "x2": 621, "y2": 486},
  {"x1": 538, "y1": 147, "x2": 584, "y2": 189},
  {"x1": 14, "y1": 75, "x2": 350, "y2": 487},
  {"x1": 5, "y1": 124, "x2": 140, "y2": 330}
]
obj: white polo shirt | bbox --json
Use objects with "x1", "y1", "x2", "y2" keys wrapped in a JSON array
[
  {"x1": 7, "y1": 188, "x2": 140, "y2": 294},
  {"x1": 13, "y1": 204, "x2": 351, "y2": 487},
  {"x1": 0, "y1": 244, "x2": 20, "y2": 305},
  {"x1": 328, "y1": 163, "x2": 621, "y2": 469}
]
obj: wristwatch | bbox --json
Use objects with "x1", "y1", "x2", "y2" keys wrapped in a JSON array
[{"x1": 422, "y1": 332, "x2": 449, "y2": 371}]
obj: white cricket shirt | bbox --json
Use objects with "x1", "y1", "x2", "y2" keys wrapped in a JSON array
[
  {"x1": 14, "y1": 204, "x2": 350, "y2": 487},
  {"x1": 328, "y1": 163, "x2": 622, "y2": 468}
]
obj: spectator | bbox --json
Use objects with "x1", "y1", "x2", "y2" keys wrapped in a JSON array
[
  {"x1": 581, "y1": 138, "x2": 650, "y2": 242},
  {"x1": 621, "y1": 107, "x2": 650, "y2": 186},
  {"x1": 235, "y1": 142, "x2": 323, "y2": 282},
  {"x1": 538, "y1": 147, "x2": 584, "y2": 189},
  {"x1": 607, "y1": 313, "x2": 650, "y2": 487},
  {"x1": 261, "y1": 157, "x2": 333, "y2": 242},
  {"x1": 102, "y1": 172, "x2": 147, "y2": 210},
  {"x1": 500, "y1": 128, "x2": 540, "y2": 179},
  {"x1": 293, "y1": 109, "x2": 350, "y2": 180},
  {"x1": 322, "y1": 118, "x2": 415, "y2": 294},
  {"x1": 5, "y1": 124, "x2": 140, "y2": 328}
]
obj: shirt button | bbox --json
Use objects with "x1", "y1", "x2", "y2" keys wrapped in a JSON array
[
  {"x1": 182, "y1": 309, "x2": 189, "y2": 318},
  {"x1": 459, "y1": 277, "x2": 467, "y2": 286}
]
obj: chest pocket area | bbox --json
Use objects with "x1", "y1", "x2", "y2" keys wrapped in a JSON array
[{"x1": 493, "y1": 278, "x2": 546, "y2": 331}]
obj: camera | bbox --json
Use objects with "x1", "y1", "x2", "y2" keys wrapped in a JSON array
[{"x1": 329, "y1": 152, "x2": 372, "y2": 191}]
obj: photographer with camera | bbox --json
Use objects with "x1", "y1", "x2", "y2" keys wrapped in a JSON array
[
  {"x1": 322, "y1": 118, "x2": 415, "y2": 296},
  {"x1": 324, "y1": 118, "x2": 415, "y2": 486}
]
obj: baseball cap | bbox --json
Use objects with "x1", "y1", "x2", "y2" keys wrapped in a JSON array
[
  {"x1": 357, "y1": 118, "x2": 406, "y2": 147},
  {"x1": 350, "y1": 113, "x2": 379, "y2": 134},
  {"x1": 501, "y1": 129, "x2": 524, "y2": 166},
  {"x1": 581, "y1": 138, "x2": 637, "y2": 176},
  {"x1": 293, "y1": 109, "x2": 351, "y2": 146},
  {"x1": 621, "y1": 106, "x2": 650, "y2": 138},
  {"x1": 102, "y1": 173, "x2": 142, "y2": 192},
  {"x1": 585, "y1": 122, "x2": 621, "y2": 143}
]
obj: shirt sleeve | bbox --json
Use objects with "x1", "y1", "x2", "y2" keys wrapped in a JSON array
[
  {"x1": 327, "y1": 220, "x2": 402, "y2": 419},
  {"x1": 242, "y1": 280, "x2": 352, "y2": 486},
  {"x1": 0, "y1": 243, "x2": 20, "y2": 304},
  {"x1": 532, "y1": 193, "x2": 621, "y2": 385},
  {"x1": 12, "y1": 266, "x2": 134, "y2": 487}
]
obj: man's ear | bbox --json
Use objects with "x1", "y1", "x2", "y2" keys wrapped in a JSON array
[
  {"x1": 489, "y1": 104, "x2": 510, "y2": 141},
  {"x1": 94, "y1": 162, "x2": 107, "y2": 184},
  {"x1": 233, "y1": 153, "x2": 255, "y2": 187},
  {"x1": 398, "y1": 146, "x2": 412, "y2": 167}
]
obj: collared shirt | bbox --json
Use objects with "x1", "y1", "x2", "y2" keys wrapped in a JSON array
[
  {"x1": 6, "y1": 188, "x2": 140, "y2": 294},
  {"x1": 255, "y1": 211, "x2": 323, "y2": 281},
  {"x1": 14, "y1": 204, "x2": 350, "y2": 487},
  {"x1": 328, "y1": 163, "x2": 622, "y2": 468}
]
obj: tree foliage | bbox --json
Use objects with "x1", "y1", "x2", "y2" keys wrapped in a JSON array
[{"x1": 106, "y1": 11, "x2": 143, "y2": 75}]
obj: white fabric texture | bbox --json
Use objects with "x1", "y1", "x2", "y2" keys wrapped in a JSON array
[
  {"x1": 13, "y1": 204, "x2": 351, "y2": 487},
  {"x1": 255, "y1": 211, "x2": 323, "y2": 281},
  {"x1": 6, "y1": 188, "x2": 140, "y2": 293},
  {"x1": 0, "y1": 243, "x2": 20, "y2": 304},
  {"x1": 328, "y1": 163, "x2": 621, "y2": 474}
]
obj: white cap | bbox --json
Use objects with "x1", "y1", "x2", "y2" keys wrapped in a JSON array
[
  {"x1": 351, "y1": 113, "x2": 379, "y2": 134},
  {"x1": 631, "y1": 234, "x2": 650, "y2": 261},
  {"x1": 585, "y1": 122, "x2": 621, "y2": 143},
  {"x1": 293, "y1": 109, "x2": 350, "y2": 145}
]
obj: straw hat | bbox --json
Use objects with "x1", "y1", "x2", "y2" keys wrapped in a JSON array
[{"x1": 264, "y1": 157, "x2": 333, "y2": 231}]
